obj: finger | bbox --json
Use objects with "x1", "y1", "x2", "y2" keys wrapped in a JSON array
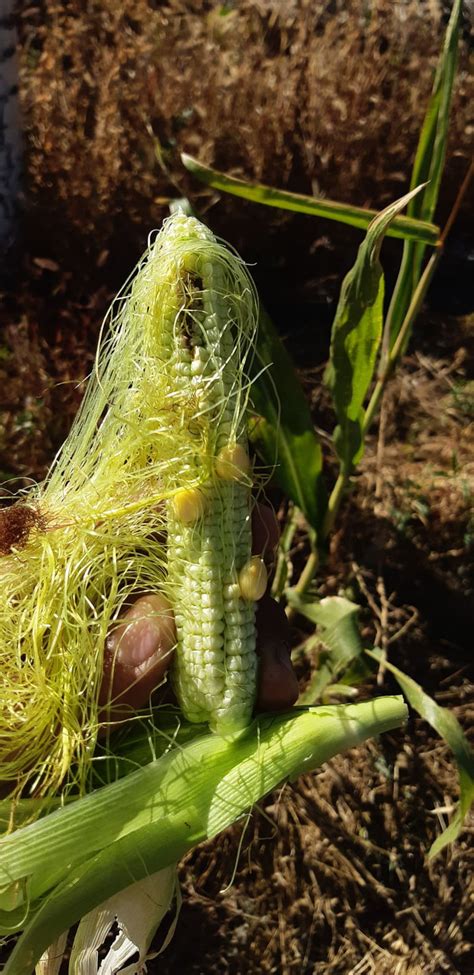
[
  {"x1": 100, "y1": 505, "x2": 284, "y2": 718},
  {"x1": 99, "y1": 593, "x2": 176, "y2": 715},
  {"x1": 251, "y1": 502, "x2": 280, "y2": 567},
  {"x1": 255, "y1": 594, "x2": 299, "y2": 711}
]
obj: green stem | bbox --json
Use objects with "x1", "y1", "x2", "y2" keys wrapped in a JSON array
[
  {"x1": 289, "y1": 468, "x2": 349, "y2": 603},
  {"x1": 285, "y1": 532, "x2": 319, "y2": 616},
  {"x1": 290, "y1": 464, "x2": 350, "y2": 605},
  {"x1": 321, "y1": 471, "x2": 347, "y2": 541},
  {"x1": 272, "y1": 503, "x2": 298, "y2": 599},
  {"x1": 289, "y1": 547, "x2": 319, "y2": 599},
  {"x1": 288, "y1": 162, "x2": 472, "y2": 604},
  {"x1": 288, "y1": 468, "x2": 348, "y2": 601}
]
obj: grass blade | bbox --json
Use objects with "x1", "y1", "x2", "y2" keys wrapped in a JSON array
[
  {"x1": 181, "y1": 154, "x2": 439, "y2": 246},
  {"x1": 250, "y1": 308, "x2": 325, "y2": 532},
  {"x1": 325, "y1": 185, "x2": 424, "y2": 473},
  {"x1": 1, "y1": 699, "x2": 407, "y2": 971},
  {"x1": 366, "y1": 649, "x2": 474, "y2": 858},
  {"x1": 386, "y1": 0, "x2": 462, "y2": 346}
]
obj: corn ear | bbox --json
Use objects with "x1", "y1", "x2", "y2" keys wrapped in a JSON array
[
  {"x1": 127, "y1": 214, "x2": 261, "y2": 733},
  {"x1": 0, "y1": 213, "x2": 260, "y2": 805}
]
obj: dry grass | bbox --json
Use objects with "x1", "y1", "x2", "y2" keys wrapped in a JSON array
[
  {"x1": 356, "y1": 325, "x2": 474, "y2": 594},
  {"x1": 18, "y1": 0, "x2": 473, "y2": 274},
  {"x1": 0, "y1": 278, "x2": 99, "y2": 485},
  {"x1": 5, "y1": 0, "x2": 471, "y2": 482}
]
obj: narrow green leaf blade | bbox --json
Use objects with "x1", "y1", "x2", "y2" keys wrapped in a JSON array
[
  {"x1": 366, "y1": 648, "x2": 474, "y2": 858},
  {"x1": 326, "y1": 186, "x2": 424, "y2": 470},
  {"x1": 250, "y1": 307, "x2": 326, "y2": 532},
  {"x1": 387, "y1": 0, "x2": 461, "y2": 345},
  {"x1": 287, "y1": 592, "x2": 363, "y2": 701},
  {"x1": 409, "y1": 0, "x2": 461, "y2": 227},
  {"x1": 2, "y1": 699, "x2": 407, "y2": 973},
  {"x1": 181, "y1": 154, "x2": 439, "y2": 246}
]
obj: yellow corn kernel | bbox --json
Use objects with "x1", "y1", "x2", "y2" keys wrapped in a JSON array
[
  {"x1": 215, "y1": 444, "x2": 251, "y2": 483},
  {"x1": 238, "y1": 556, "x2": 268, "y2": 602},
  {"x1": 172, "y1": 487, "x2": 207, "y2": 524}
]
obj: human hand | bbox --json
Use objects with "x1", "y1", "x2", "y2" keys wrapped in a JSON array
[{"x1": 100, "y1": 504, "x2": 299, "y2": 718}]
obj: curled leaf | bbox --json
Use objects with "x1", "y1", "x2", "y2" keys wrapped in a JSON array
[{"x1": 366, "y1": 648, "x2": 474, "y2": 858}]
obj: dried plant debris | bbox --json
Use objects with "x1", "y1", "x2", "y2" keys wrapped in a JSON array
[{"x1": 18, "y1": 0, "x2": 473, "y2": 267}]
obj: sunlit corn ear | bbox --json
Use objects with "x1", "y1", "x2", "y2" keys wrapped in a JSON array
[
  {"x1": 0, "y1": 212, "x2": 259, "y2": 806},
  {"x1": 151, "y1": 215, "x2": 260, "y2": 735}
]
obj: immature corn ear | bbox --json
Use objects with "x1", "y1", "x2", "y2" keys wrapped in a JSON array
[
  {"x1": 0, "y1": 213, "x2": 261, "y2": 806},
  {"x1": 131, "y1": 215, "x2": 261, "y2": 734}
]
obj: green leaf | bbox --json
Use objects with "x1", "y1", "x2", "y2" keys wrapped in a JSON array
[
  {"x1": 366, "y1": 649, "x2": 474, "y2": 858},
  {"x1": 386, "y1": 0, "x2": 461, "y2": 346},
  {"x1": 181, "y1": 154, "x2": 439, "y2": 246},
  {"x1": 250, "y1": 307, "x2": 325, "y2": 532},
  {"x1": 326, "y1": 185, "x2": 425, "y2": 471},
  {"x1": 286, "y1": 592, "x2": 363, "y2": 702},
  {"x1": 1, "y1": 700, "x2": 407, "y2": 972}
]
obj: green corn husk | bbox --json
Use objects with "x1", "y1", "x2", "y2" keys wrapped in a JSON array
[{"x1": 0, "y1": 698, "x2": 407, "y2": 974}]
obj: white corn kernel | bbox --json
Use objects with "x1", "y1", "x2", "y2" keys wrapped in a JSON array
[
  {"x1": 226, "y1": 623, "x2": 254, "y2": 640},
  {"x1": 223, "y1": 583, "x2": 240, "y2": 600}
]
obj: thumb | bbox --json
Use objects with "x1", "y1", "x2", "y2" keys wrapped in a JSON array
[{"x1": 100, "y1": 594, "x2": 176, "y2": 715}]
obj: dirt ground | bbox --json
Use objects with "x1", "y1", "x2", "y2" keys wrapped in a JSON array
[{"x1": 1, "y1": 1, "x2": 473, "y2": 972}]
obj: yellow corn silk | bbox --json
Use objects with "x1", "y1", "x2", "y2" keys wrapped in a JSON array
[{"x1": 0, "y1": 214, "x2": 261, "y2": 807}]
